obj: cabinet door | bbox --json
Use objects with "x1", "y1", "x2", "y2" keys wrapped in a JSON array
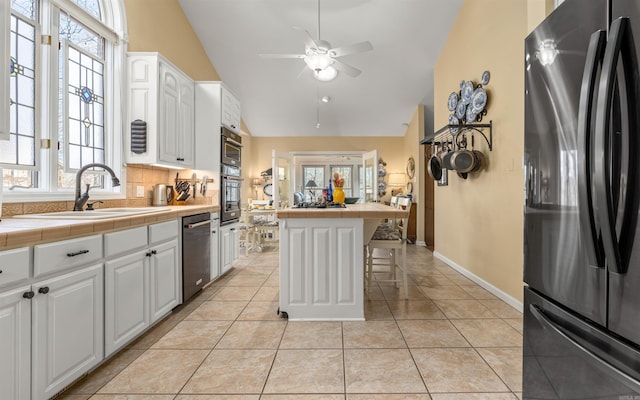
[
  {"x1": 230, "y1": 225, "x2": 240, "y2": 264},
  {"x1": 179, "y1": 80, "x2": 195, "y2": 167},
  {"x1": 0, "y1": 286, "x2": 31, "y2": 400},
  {"x1": 150, "y1": 239, "x2": 180, "y2": 323},
  {"x1": 220, "y1": 226, "x2": 232, "y2": 275},
  {"x1": 158, "y1": 64, "x2": 181, "y2": 166},
  {"x1": 104, "y1": 251, "x2": 149, "y2": 357},
  {"x1": 210, "y1": 221, "x2": 220, "y2": 281},
  {"x1": 221, "y1": 86, "x2": 241, "y2": 133},
  {"x1": 32, "y1": 264, "x2": 104, "y2": 400}
]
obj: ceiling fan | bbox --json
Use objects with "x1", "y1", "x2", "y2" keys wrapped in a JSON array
[{"x1": 259, "y1": 0, "x2": 373, "y2": 81}]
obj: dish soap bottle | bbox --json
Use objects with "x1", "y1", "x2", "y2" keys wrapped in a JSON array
[{"x1": 327, "y1": 180, "x2": 333, "y2": 202}]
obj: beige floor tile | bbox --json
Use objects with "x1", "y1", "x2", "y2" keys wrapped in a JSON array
[
  {"x1": 253, "y1": 285, "x2": 279, "y2": 301},
  {"x1": 98, "y1": 349, "x2": 208, "y2": 394},
  {"x1": 176, "y1": 395, "x2": 259, "y2": 399},
  {"x1": 263, "y1": 274, "x2": 280, "y2": 287},
  {"x1": 515, "y1": 392, "x2": 522, "y2": 399},
  {"x1": 152, "y1": 320, "x2": 231, "y2": 349},
  {"x1": 184, "y1": 300, "x2": 247, "y2": 321},
  {"x1": 459, "y1": 285, "x2": 498, "y2": 300},
  {"x1": 479, "y1": 299, "x2": 523, "y2": 318},
  {"x1": 64, "y1": 349, "x2": 144, "y2": 394},
  {"x1": 226, "y1": 274, "x2": 268, "y2": 287},
  {"x1": 344, "y1": 348, "x2": 427, "y2": 393},
  {"x1": 262, "y1": 395, "x2": 344, "y2": 400},
  {"x1": 430, "y1": 394, "x2": 517, "y2": 400},
  {"x1": 412, "y1": 348, "x2": 509, "y2": 393},
  {"x1": 397, "y1": 320, "x2": 470, "y2": 348},
  {"x1": 263, "y1": 349, "x2": 344, "y2": 393},
  {"x1": 53, "y1": 394, "x2": 91, "y2": 400},
  {"x1": 182, "y1": 349, "x2": 276, "y2": 394},
  {"x1": 365, "y1": 284, "x2": 387, "y2": 300},
  {"x1": 388, "y1": 300, "x2": 446, "y2": 320},
  {"x1": 280, "y1": 321, "x2": 343, "y2": 349},
  {"x1": 412, "y1": 274, "x2": 456, "y2": 287},
  {"x1": 504, "y1": 318, "x2": 523, "y2": 334},
  {"x1": 343, "y1": 320, "x2": 407, "y2": 349},
  {"x1": 446, "y1": 275, "x2": 475, "y2": 285},
  {"x1": 451, "y1": 319, "x2": 522, "y2": 347},
  {"x1": 381, "y1": 284, "x2": 427, "y2": 300},
  {"x1": 420, "y1": 286, "x2": 474, "y2": 300},
  {"x1": 127, "y1": 316, "x2": 181, "y2": 349},
  {"x1": 477, "y1": 347, "x2": 523, "y2": 392},
  {"x1": 211, "y1": 286, "x2": 260, "y2": 301},
  {"x1": 433, "y1": 299, "x2": 496, "y2": 319},
  {"x1": 90, "y1": 396, "x2": 175, "y2": 400},
  {"x1": 216, "y1": 320, "x2": 286, "y2": 349},
  {"x1": 237, "y1": 300, "x2": 282, "y2": 320},
  {"x1": 348, "y1": 395, "x2": 432, "y2": 400},
  {"x1": 364, "y1": 300, "x2": 395, "y2": 320}
]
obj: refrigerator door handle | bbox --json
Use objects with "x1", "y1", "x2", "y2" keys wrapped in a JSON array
[
  {"x1": 577, "y1": 30, "x2": 607, "y2": 269},
  {"x1": 530, "y1": 304, "x2": 640, "y2": 393},
  {"x1": 594, "y1": 17, "x2": 639, "y2": 274}
]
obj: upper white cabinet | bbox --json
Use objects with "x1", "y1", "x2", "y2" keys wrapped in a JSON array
[
  {"x1": 127, "y1": 53, "x2": 195, "y2": 168},
  {"x1": 194, "y1": 82, "x2": 241, "y2": 172}
]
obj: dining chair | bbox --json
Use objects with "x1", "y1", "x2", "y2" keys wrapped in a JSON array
[{"x1": 365, "y1": 196, "x2": 410, "y2": 299}]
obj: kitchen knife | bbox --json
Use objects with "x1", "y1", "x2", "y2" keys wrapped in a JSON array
[
  {"x1": 192, "y1": 173, "x2": 197, "y2": 198},
  {"x1": 200, "y1": 175, "x2": 208, "y2": 196}
]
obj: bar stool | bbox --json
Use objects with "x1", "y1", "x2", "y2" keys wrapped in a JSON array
[{"x1": 365, "y1": 196, "x2": 410, "y2": 299}]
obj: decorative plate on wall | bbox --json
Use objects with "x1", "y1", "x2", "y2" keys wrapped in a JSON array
[
  {"x1": 406, "y1": 156, "x2": 415, "y2": 179},
  {"x1": 447, "y1": 92, "x2": 458, "y2": 111},
  {"x1": 263, "y1": 183, "x2": 273, "y2": 197}
]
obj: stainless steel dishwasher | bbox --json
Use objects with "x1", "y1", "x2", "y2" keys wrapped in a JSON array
[{"x1": 182, "y1": 213, "x2": 211, "y2": 302}]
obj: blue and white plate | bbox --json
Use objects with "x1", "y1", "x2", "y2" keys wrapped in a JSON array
[
  {"x1": 447, "y1": 92, "x2": 458, "y2": 111},
  {"x1": 461, "y1": 81, "x2": 474, "y2": 105},
  {"x1": 470, "y1": 87, "x2": 487, "y2": 114},
  {"x1": 449, "y1": 114, "x2": 460, "y2": 134},
  {"x1": 481, "y1": 70, "x2": 490, "y2": 85},
  {"x1": 456, "y1": 101, "x2": 466, "y2": 119},
  {"x1": 466, "y1": 104, "x2": 477, "y2": 123}
]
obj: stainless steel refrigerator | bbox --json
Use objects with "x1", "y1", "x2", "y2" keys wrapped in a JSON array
[{"x1": 524, "y1": 0, "x2": 640, "y2": 398}]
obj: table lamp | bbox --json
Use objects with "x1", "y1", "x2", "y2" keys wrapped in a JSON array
[{"x1": 305, "y1": 179, "x2": 318, "y2": 202}]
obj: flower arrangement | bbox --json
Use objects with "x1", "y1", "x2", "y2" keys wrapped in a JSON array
[{"x1": 333, "y1": 172, "x2": 344, "y2": 188}]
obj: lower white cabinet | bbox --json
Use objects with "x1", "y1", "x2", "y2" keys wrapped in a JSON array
[
  {"x1": 210, "y1": 213, "x2": 220, "y2": 281},
  {"x1": 104, "y1": 222, "x2": 180, "y2": 357},
  {"x1": 149, "y1": 239, "x2": 180, "y2": 322},
  {"x1": 32, "y1": 264, "x2": 104, "y2": 400},
  {"x1": 0, "y1": 285, "x2": 31, "y2": 400},
  {"x1": 220, "y1": 223, "x2": 240, "y2": 275}
]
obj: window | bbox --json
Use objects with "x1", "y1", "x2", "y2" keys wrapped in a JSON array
[
  {"x1": 3, "y1": 0, "x2": 125, "y2": 199},
  {"x1": 302, "y1": 166, "x2": 324, "y2": 202},
  {"x1": 330, "y1": 165, "x2": 353, "y2": 196}
]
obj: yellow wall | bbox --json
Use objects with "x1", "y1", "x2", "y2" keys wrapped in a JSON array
[
  {"x1": 434, "y1": 0, "x2": 530, "y2": 302},
  {"x1": 402, "y1": 106, "x2": 424, "y2": 241}
]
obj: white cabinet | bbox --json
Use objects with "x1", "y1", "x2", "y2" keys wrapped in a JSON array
[
  {"x1": 32, "y1": 264, "x2": 104, "y2": 400},
  {"x1": 220, "y1": 222, "x2": 240, "y2": 275},
  {"x1": 104, "y1": 221, "x2": 179, "y2": 357},
  {"x1": 0, "y1": 285, "x2": 31, "y2": 400},
  {"x1": 279, "y1": 218, "x2": 364, "y2": 320},
  {"x1": 127, "y1": 53, "x2": 195, "y2": 168},
  {"x1": 210, "y1": 213, "x2": 220, "y2": 281},
  {"x1": 149, "y1": 239, "x2": 180, "y2": 322},
  {"x1": 194, "y1": 82, "x2": 241, "y2": 172}
]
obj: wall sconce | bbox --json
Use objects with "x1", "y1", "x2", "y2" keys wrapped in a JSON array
[{"x1": 252, "y1": 178, "x2": 261, "y2": 199}]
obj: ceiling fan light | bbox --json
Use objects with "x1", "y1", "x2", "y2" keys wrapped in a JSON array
[
  {"x1": 314, "y1": 66, "x2": 338, "y2": 81},
  {"x1": 304, "y1": 53, "x2": 333, "y2": 71}
]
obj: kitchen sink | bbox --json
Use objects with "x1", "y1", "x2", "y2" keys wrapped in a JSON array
[{"x1": 14, "y1": 207, "x2": 171, "y2": 220}]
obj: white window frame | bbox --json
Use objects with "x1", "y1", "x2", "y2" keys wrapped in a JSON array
[{"x1": 4, "y1": 0, "x2": 126, "y2": 202}]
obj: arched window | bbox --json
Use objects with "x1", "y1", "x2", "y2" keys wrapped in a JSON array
[{"x1": 3, "y1": 0, "x2": 126, "y2": 199}]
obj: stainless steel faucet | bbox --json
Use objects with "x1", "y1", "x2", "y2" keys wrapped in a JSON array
[{"x1": 74, "y1": 163, "x2": 121, "y2": 211}]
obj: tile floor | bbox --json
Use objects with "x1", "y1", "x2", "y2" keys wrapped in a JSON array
[{"x1": 59, "y1": 244, "x2": 523, "y2": 400}]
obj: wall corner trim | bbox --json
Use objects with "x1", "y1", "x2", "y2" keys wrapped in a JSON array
[{"x1": 433, "y1": 251, "x2": 524, "y2": 313}]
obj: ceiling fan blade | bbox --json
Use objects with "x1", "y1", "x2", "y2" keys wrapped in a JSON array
[
  {"x1": 292, "y1": 26, "x2": 319, "y2": 50},
  {"x1": 259, "y1": 53, "x2": 305, "y2": 59},
  {"x1": 333, "y1": 59, "x2": 362, "y2": 77},
  {"x1": 328, "y1": 41, "x2": 373, "y2": 57}
]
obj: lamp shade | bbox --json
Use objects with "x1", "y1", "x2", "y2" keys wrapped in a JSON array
[
  {"x1": 306, "y1": 180, "x2": 318, "y2": 188},
  {"x1": 387, "y1": 173, "x2": 405, "y2": 187},
  {"x1": 251, "y1": 178, "x2": 261, "y2": 186},
  {"x1": 314, "y1": 66, "x2": 338, "y2": 81}
]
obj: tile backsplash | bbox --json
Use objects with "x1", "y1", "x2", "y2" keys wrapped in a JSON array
[{"x1": 3, "y1": 164, "x2": 218, "y2": 217}]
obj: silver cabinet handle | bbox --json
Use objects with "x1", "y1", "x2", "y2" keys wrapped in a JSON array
[{"x1": 186, "y1": 220, "x2": 212, "y2": 229}]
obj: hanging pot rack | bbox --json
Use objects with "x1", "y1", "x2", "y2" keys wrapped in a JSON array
[{"x1": 421, "y1": 120, "x2": 493, "y2": 151}]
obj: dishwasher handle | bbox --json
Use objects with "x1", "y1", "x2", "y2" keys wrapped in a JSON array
[{"x1": 185, "y1": 219, "x2": 212, "y2": 229}]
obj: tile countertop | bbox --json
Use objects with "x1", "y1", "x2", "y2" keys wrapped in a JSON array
[
  {"x1": 0, "y1": 205, "x2": 219, "y2": 250},
  {"x1": 276, "y1": 203, "x2": 409, "y2": 219}
]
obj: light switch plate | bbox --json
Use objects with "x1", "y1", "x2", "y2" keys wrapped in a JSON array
[{"x1": 136, "y1": 185, "x2": 144, "y2": 197}]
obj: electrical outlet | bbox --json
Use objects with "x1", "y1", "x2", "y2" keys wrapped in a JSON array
[{"x1": 136, "y1": 185, "x2": 145, "y2": 198}]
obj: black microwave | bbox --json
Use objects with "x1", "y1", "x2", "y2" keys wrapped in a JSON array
[{"x1": 221, "y1": 127, "x2": 242, "y2": 166}]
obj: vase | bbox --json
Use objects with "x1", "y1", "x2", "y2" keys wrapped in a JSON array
[{"x1": 333, "y1": 187, "x2": 345, "y2": 204}]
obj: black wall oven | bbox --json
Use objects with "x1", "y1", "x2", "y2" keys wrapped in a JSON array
[
  {"x1": 221, "y1": 164, "x2": 242, "y2": 225},
  {"x1": 221, "y1": 127, "x2": 242, "y2": 166}
]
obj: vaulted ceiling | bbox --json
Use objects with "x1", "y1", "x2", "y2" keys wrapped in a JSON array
[{"x1": 178, "y1": 0, "x2": 463, "y2": 137}]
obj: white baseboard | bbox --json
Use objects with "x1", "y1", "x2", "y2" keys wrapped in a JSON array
[
  {"x1": 415, "y1": 240, "x2": 426, "y2": 247},
  {"x1": 433, "y1": 251, "x2": 523, "y2": 313}
]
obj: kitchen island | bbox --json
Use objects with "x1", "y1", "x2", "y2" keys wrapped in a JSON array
[{"x1": 276, "y1": 203, "x2": 409, "y2": 320}]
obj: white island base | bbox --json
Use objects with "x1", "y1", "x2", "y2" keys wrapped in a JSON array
[{"x1": 279, "y1": 217, "x2": 364, "y2": 320}]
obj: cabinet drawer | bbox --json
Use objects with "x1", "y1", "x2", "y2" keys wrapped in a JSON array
[
  {"x1": 34, "y1": 235, "x2": 102, "y2": 277},
  {"x1": 0, "y1": 247, "x2": 30, "y2": 287},
  {"x1": 149, "y1": 220, "x2": 178, "y2": 244},
  {"x1": 104, "y1": 226, "x2": 148, "y2": 258}
]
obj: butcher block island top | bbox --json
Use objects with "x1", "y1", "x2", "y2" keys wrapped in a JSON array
[
  {"x1": 277, "y1": 202, "x2": 408, "y2": 321},
  {"x1": 276, "y1": 202, "x2": 409, "y2": 219}
]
